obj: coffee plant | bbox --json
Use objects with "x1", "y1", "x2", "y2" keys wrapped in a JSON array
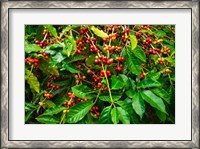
[{"x1": 25, "y1": 25, "x2": 175, "y2": 124}]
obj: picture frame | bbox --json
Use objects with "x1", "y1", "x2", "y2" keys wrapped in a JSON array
[{"x1": 1, "y1": 1, "x2": 199, "y2": 148}]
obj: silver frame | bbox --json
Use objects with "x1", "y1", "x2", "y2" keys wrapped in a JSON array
[{"x1": 1, "y1": 1, "x2": 199, "y2": 148}]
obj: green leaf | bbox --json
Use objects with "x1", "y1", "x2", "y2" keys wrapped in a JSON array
[
  {"x1": 127, "y1": 52, "x2": 142, "y2": 75},
  {"x1": 119, "y1": 74, "x2": 129, "y2": 89},
  {"x1": 36, "y1": 115, "x2": 59, "y2": 124},
  {"x1": 68, "y1": 55, "x2": 85, "y2": 63},
  {"x1": 99, "y1": 93, "x2": 122, "y2": 102},
  {"x1": 111, "y1": 107, "x2": 119, "y2": 124},
  {"x1": 25, "y1": 43, "x2": 42, "y2": 54},
  {"x1": 111, "y1": 75, "x2": 124, "y2": 90},
  {"x1": 140, "y1": 90, "x2": 166, "y2": 113},
  {"x1": 43, "y1": 106, "x2": 66, "y2": 115},
  {"x1": 63, "y1": 39, "x2": 73, "y2": 57},
  {"x1": 98, "y1": 106, "x2": 112, "y2": 124},
  {"x1": 116, "y1": 107, "x2": 130, "y2": 124},
  {"x1": 133, "y1": 46, "x2": 146, "y2": 62},
  {"x1": 68, "y1": 35, "x2": 76, "y2": 50},
  {"x1": 72, "y1": 85, "x2": 95, "y2": 99},
  {"x1": 90, "y1": 26, "x2": 108, "y2": 38},
  {"x1": 46, "y1": 25, "x2": 57, "y2": 37},
  {"x1": 116, "y1": 98, "x2": 139, "y2": 124},
  {"x1": 156, "y1": 109, "x2": 166, "y2": 122},
  {"x1": 137, "y1": 79, "x2": 161, "y2": 89},
  {"x1": 45, "y1": 42, "x2": 63, "y2": 50},
  {"x1": 66, "y1": 101, "x2": 94, "y2": 123},
  {"x1": 132, "y1": 93, "x2": 145, "y2": 119},
  {"x1": 39, "y1": 59, "x2": 59, "y2": 76},
  {"x1": 62, "y1": 26, "x2": 72, "y2": 33},
  {"x1": 126, "y1": 78, "x2": 136, "y2": 98},
  {"x1": 64, "y1": 64, "x2": 80, "y2": 73},
  {"x1": 130, "y1": 31, "x2": 137, "y2": 50},
  {"x1": 85, "y1": 54, "x2": 96, "y2": 66},
  {"x1": 52, "y1": 52, "x2": 66, "y2": 63},
  {"x1": 25, "y1": 69, "x2": 40, "y2": 93},
  {"x1": 25, "y1": 109, "x2": 35, "y2": 122},
  {"x1": 45, "y1": 100, "x2": 56, "y2": 108},
  {"x1": 155, "y1": 30, "x2": 166, "y2": 37},
  {"x1": 148, "y1": 72, "x2": 161, "y2": 80},
  {"x1": 139, "y1": 29, "x2": 154, "y2": 35},
  {"x1": 165, "y1": 57, "x2": 175, "y2": 66},
  {"x1": 36, "y1": 25, "x2": 44, "y2": 41},
  {"x1": 151, "y1": 88, "x2": 170, "y2": 104}
]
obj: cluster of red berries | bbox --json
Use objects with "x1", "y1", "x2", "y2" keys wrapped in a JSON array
[
  {"x1": 158, "y1": 57, "x2": 165, "y2": 65},
  {"x1": 149, "y1": 48, "x2": 160, "y2": 55},
  {"x1": 135, "y1": 32, "x2": 142, "y2": 39},
  {"x1": 86, "y1": 37, "x2": 96, "y2": 43},
  {"x1": 44, "y1": 91, "x2": 53, "y2": 99},
  {"x1": 115, "y1": 64, "x2": 123, "y2": 72},
  {"x1": 103, "y1": 33, "x2": 119, "y2": 41},
  {"x1": 103, "y1": 44, "x2": 121, "y2": 52},
  {"x1": 38, "y1": 52, "x2": 49, "y2": 60},
  {"x1": 90, "y1": 45, "x2": 99, "y2": 53},
  {"x1": 49, "y1": 75, "x2": 63, "y2": 80},
  {"x1": 76, "y1": 38, "x2": 85, "y2": 54},
  {"x1": 105, "y1": 25, "x2": 120, "y2": 31},
  {"x1": 140, "y1": 72, "x2": 144, "y2": 79},
  {"x1": 90, "y1": 106, "x2": 100, "y2": 117},
  {"x1": 64, "y1": 100, "x2": 75, "y2": 107},
  {"x1": 92, "y1": 75, "x2": 100, "y2": 83},
  {"x1": 25, "y1": 57, "x2": 39, "y2": 67},
  {"x1": 68, "y1": 92, "x2": 76, "y2": 99},
  {"x1": 143, "y1": 37, "x2": 153, "y2": 46},
  {"x1": 101, "y1": 87, "x2": 108, "y2": 92},
  {"x1": 100, "y1": 70, "x2": 112, "y2": 77},
  {"x1": 139, "y1": 25, "x2": 152, "y2": 30},
  {"x1": 95, "y1": 56, "x2": 114, "y2": 65},
  {"x1": 161, "y1": 46, "x2": 170, "y2": 55},
  {"x1": 46, "y1": 82, "x2": 60, "y2": 90},
  {"x1": 79, "y1": 27, "x2": 88, "y2": 35},
  {"x1": 95, "y1": 82, "x2": 102, "y2": 89}
]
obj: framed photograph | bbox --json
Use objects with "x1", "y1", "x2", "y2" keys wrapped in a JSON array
[{"x1": 1, "y1": 1, "x2": 199, "y2": 148}]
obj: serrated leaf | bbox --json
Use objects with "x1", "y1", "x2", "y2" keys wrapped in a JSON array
[
  {"x1": 52, "y1": 52, "x2": 66, "y2": 63},
  {"x1": 45, "y1": 42, "x2": 63, "y2": 50},
  {"x1": 25, "y1": 43, "x2": 42, "y2": 54},
  {"x1": 25, "y1": 69, "x2": 40, "y2": 93},
  {"x1": 127, "y1": 52, "x2": 142, "y2": 75},
  {"x1": 140, "y1": 90, "x2": 166, "y2": 113},
  {"x1": 66, "y1": 101, "x2": 94, "y2": 123},
  {"x1": 155, "y1": 30, "x2": 166, "y2": 37},
  {"x1": 63, "y1": 39, "x2": 73, "y2": 57},
  {"x1": 151, "y1": 88, "x2": 170, "y2": 104},
  {"x1": 111, "y1": 75, "x2": 124, "y2": 90},
  {"x1": 137, "y1": 79, "x2": 161, "y2": 89},
  {"x1": 132, "y1": 93, "x2": 145, "y2": 119},
  {"x1": 116, "y1": 107, "x2": 130, "y2": 124},
  {"x1": 91, "y1": 26, "x2": 108, "y2": 38},
  {"x1": 46, "y1": 25, "x2": 57, "y2": 37},
  {"x1": 36, "y1": 25, "x2": 44, "y2": 41},
  {"x1": 36, "y1": 115, "x2": 59, "y2": 124},
  {"x1": 43, "y1": 106, "x2": 66, "y2": 115},
  {"x1": 65, "y1": 64, "x2": 80, "y2": 73},
  {"x1": 133, "y1": 46, "x2": 146, "y2": 62},
  {"x1": 111, "y1": 107, "x2": 119, "y2": 124},
  {"x1": 45, "y1": 100, "x2": 56, "y2": 108},
  {"x1": 99, "y1": 93, "x2": 122, "y2": 102},
  {"x1": 148, "y1": 72, "x2": 161, "y2": 80},
  {"x1": 72, "y1": 85, "x2": 95, "y2": 99},
  {"x1": 130, "y1": 31, "x2": 137, "y2": 50},
  {"x1": 98, "y1": 106, "x2": 112, "y2": 124}
]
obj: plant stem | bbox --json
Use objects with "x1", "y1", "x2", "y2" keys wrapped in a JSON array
[{"x1": 101, "y1": 64, "x2": 114, "y2": 104}]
